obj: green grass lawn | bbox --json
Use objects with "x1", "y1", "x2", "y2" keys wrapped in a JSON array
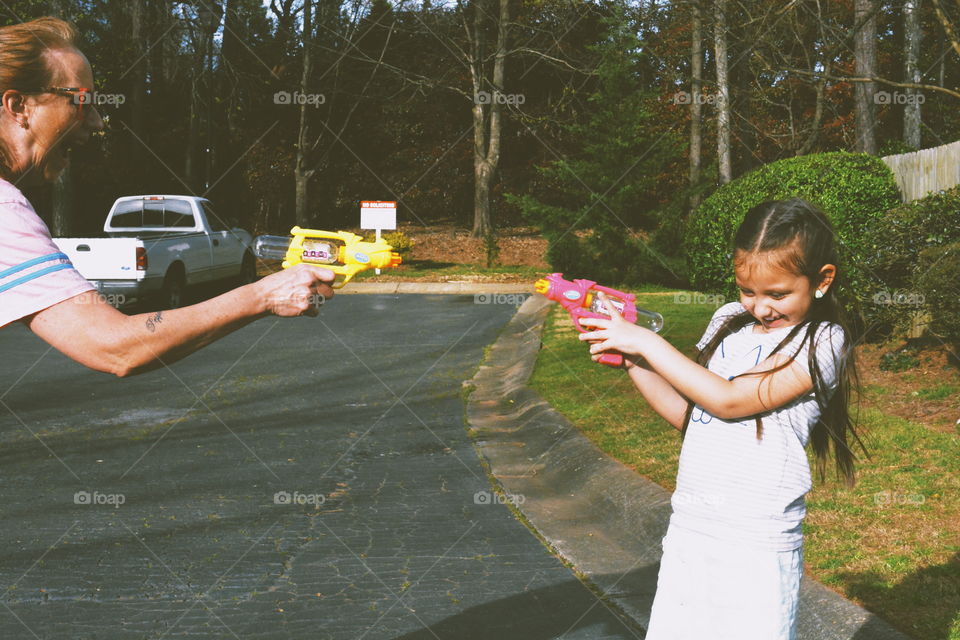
[
  {"x1": 357, "y1": 261, "x2": 544, "y2": 281},
  {"x1": 529, "y1": 291, "x2": 960, "y2": 640},
  {"x1": 260, "y1": 259, "x2": 547, "y2": 282}
]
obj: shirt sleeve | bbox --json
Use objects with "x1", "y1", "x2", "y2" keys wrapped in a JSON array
[
  {"x1": 0, "y1": 198, "x2": 95, "y2": 328},
  {"x1": 809, "y1": 322, "x2": 846, "y2": 392},
  {"x1": 695, "y1": 301, "x2": 747, "y2": 351},
  {"x1": 775, "y1": 321, "x2": 847, "y2": 393}
]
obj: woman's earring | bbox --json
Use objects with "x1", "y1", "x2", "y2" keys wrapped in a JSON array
[
  {"x1": 19, "y1": 120, "x2": 28, "y2": 129},
  {"x1": 815, "y1": 289, "x2": 824, "y2": 299}
]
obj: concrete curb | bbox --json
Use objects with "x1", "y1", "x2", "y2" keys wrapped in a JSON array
[
  {"x1": 466, "y1": 295, "x2": 912, "y2": 639},
  {"x1": 338, "y1": 282, "x2": 533, "y2": 295}
]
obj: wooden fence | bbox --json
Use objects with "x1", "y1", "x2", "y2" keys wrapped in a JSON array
[{"x1": 882, "y1": 139, "x2": 960, "y2": 202}]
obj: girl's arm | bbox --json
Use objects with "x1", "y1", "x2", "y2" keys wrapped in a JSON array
[
  {"x1": 580, "y1": 299, "x2": 813, "y2": 420},
  {"x1": 619, "y1": 358, "x2": 689, "y2": 430}
]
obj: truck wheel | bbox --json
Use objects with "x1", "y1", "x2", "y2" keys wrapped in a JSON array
[
  {"x1": 161, "y1": 269, "x2": 186, "y2": 309},
  {"x1": 239, "y1": 252, "x2": 257, "y2": 285}
]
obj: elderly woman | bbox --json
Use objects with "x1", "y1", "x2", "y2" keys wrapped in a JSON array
[{"x1": 0, "y1": 17, "x2": 334, "y2": 376}]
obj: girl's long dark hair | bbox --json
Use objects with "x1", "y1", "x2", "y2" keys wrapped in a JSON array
[{"x1": 681, "y1": 198, "x2": 867, "y2": 486}]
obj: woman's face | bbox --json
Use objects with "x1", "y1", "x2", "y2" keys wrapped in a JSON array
[{"x1": 18, "y1": 47, "x2": 103, "y2": 185}]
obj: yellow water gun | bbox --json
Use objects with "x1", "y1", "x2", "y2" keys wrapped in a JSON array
[{"x1": 253, "y1": 227, "x2": 402, "y2": 287}]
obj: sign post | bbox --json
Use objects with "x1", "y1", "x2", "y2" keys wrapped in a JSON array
[{"x1": 360, "y1": 201, "x2": 397, "y2": 274}]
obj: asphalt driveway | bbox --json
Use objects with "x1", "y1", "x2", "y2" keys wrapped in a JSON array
[{"x1": 0, "y1": 294, "x2": 640, "y2": 639}]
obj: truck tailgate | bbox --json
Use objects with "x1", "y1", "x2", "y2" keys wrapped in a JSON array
[{"x1": 52, "y1": 237, "x2": 143, "y2": 281}]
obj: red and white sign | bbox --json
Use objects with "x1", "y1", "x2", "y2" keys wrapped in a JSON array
[{"x1": 360, "y1": 201, "x2": 397, "y2": 231}]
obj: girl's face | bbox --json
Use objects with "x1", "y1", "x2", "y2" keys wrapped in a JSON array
[{"x1": 734, "y1": 250, "x2": 833, "y2": 332}]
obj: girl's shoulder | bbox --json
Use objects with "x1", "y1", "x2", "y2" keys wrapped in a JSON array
[
  {"x1": 696, "y1": 302, "x2": 748, "y2": 350},
  {"x1": 711, "y1": 301, "x2": 746, "y2": 321}
]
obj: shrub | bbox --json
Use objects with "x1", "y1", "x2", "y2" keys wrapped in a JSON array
[
  {"x1": 543, "y1": 230, "x2": 684, "y2": 287},
  {"x1": 684, "y1": 152, "x2": 901, "y2": 301},
  {"x1": 366, "y1": 230, "x2": 414, "y2": 256},
  {"x1": 913, "y1": 241, "x2": 960, "y2": 350},
  {"x1": 860, "y1": 187, "x2": 960, "y2": 337}
]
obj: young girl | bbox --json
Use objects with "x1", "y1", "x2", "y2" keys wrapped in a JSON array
[{"x1": 579, "y1": 198, "x2": 865, "y2": 640}]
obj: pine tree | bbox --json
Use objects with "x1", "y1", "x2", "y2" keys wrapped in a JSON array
[{"x1": 507, "y1": 2, "x2": 680, "y2": 284}]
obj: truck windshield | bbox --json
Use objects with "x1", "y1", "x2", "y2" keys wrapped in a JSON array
[{"x1": 111, "y1": 199, "x2": 196, "y2": 228}]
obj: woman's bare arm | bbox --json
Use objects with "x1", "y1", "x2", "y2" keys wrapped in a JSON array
[{"x1": 25, "y1": 264, "x2": 334, "y2": 377}]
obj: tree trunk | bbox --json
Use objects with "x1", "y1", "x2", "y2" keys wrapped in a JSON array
[
  {"x1": 796, "y1": 60, "x2": 829, "y2": 156},
  {"x1": 854, "y1": 0, "x2": 878, "y2": 154},
  {"x1": 49, "y1": 0, "x2": 75, "y2": 236},
  {"x1": 295, "y1": 0, "x2": 314, "y2": 226},
  {"x1": 903, "y1": 0, "x2": 922, "y2": 150},
  {"x1": 689, "y1": 0, "x2": 703, "y2": 211},
  {"x1": 51, "y1": 164, "x2": 71, "y2": 237},
  {"x1": 218, "y1": 0, "x2": 248, "y2": 223},
  {"x1": 714, "y1": 0, "x2": 732, "y2": 184},
  {"x1": 186, "y1": 66, "x2": 199, "y2": 188},
  {"x1": 732, "y1": 4, "x2": 755, "y2": 177},
  {"x1": 469, "y1": 0, "x2": 508, "y2": 238},
  {"x1": 129, "y1": 0, "x2": 146, "y2": 138},
  {"x1": 202, "y1": 6, "x2": 220, "y2": 191}
]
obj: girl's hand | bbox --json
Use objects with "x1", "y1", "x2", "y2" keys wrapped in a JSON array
[
  {"x1": 589, "y1": 350, "x2": 641, "y2": 370},
  {"x1": 578, "y1": 292, "x2": 652, "y2": 359}
]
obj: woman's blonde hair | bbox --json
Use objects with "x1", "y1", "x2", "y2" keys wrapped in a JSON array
[{"x1": 0, "y1": 17, "x2": 78, "y2": 92}]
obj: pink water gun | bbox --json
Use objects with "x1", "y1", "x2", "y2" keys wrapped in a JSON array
[{"x1": 534, "y1": 272, "x2": 663, "y2": 367}]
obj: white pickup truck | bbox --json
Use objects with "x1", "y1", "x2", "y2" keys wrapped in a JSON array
[{"x1": 53, "y1": 195, "x2": 255, "y2": 308}]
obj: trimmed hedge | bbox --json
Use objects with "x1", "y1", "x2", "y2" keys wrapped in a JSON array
[
  {"x1": 914, "y1": 242, "x2": 960, "y2": 350},
  {"x1": 860, "y1": 186, "x2": 960, "y2": 336},
  {"x1": 684, "y1": 152, "x2": 901, "y2": 302}
]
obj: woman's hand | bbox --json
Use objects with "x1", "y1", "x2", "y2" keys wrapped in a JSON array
[
  {"x1": 254, "y1": 264, "x2": 336, "y2": 317},
  {"x1": 578, "y1": 292, "x2": 653, "y2": 361}
]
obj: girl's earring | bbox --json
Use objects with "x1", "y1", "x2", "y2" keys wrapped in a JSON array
[{"x1": 815, "y1": 289, "x2": 824, "y2": 299}]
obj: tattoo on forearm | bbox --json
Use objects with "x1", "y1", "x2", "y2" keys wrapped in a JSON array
[{"x1": 145, "y1": 311, "x2": 164, "y2": 333}]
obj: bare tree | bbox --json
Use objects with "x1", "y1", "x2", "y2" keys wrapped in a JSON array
[
  {"x1": 295, "y1": 0, "x2": 313, "y2": 225},
  {"x1": 464, "y1": 0, "x2": 509, "y2": 238},
  {"x1": 689, "y1": 0, "x2": 703, "y2": 209},
  {"x1": 50, "y1": 0, "x2": 80, "y2": 236},
  {"x1": 854, "y1": 0, "x2": 878, "y2": 154},
  {"x1": 714, "y1": 0, "x2": 732, "y2": 184},
  {"x1": 903, "y1": 0, "x2": 922, "y2": 149}
]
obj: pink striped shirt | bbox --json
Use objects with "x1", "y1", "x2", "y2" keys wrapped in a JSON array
[{"x1": 0, "y1": 180, "x2": 94, "y2": 328}]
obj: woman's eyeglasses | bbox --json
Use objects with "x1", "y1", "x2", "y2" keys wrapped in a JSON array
[{"x1": 22, "y1": 87, "x2": 93, "y2": 115}]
